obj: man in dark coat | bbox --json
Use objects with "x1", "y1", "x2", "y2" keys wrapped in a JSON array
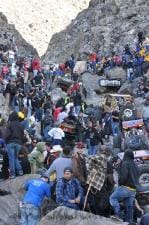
[{"x1": 5, "y1": 111, "x2": 25, "y2": 178}]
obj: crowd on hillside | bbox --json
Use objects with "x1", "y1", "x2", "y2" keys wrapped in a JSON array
[{"x1": 0, "y1": 31, "x2": 148, "y2": 225}]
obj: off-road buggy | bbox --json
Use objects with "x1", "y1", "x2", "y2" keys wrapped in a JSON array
[
  {"x1": 113, "y1": 118, "x2": 148, "y2": 155},
  {"x1": 121, "y1": 119, "x2": 148, "y2": 151},
  {"x1": 104, "y1": 94, "x2": 138, "y2": 122},
  {"x1": 98, "y1": 78, "x2": 121, "y2": 93},
  {"x1": 98, "y1": 67, "x2": 126, "y2": 93}
]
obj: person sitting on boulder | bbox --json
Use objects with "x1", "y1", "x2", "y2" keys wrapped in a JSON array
[{"x1": 56, "y1": 167, "x2": 83, "y2": 210}]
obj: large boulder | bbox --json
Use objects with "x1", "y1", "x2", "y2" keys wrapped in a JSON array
[
  {"x1": 118, "y1": 81, "x2": 133, "y2": 94},
  {"x1": 82, "y1": 72, "x2": 105, "y2": 106},
  {"x1": 106, "y1": 67, "x2": 126, "y2": 83},
  {"x1": 39, "y1": 206, "x2": 126, "y2": 225},
  {"x1": 50, "y1": 87, "x2": 67, "y2": 103},
  {"x1": 0, "y1": 174, "x2": 39, "y2": 194},
  {"x1": 0, "y1": 175, "x2": 40, "y2": 225},
  {"x1": 43, "y1": 0, "x2": 149, "y2": 62},
  {"x1": 82, "y1": 72, "x2": 100, "y2": 95}
]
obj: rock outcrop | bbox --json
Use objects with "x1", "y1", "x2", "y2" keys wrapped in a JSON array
[
  {"x1": 0, "y1": 12, "x2": 37, "y2": 56},
  {"x1": 39, "y1": 206, "x2": 127, "y2": 225},
  {"x1": 43, "y1": 0, "x2": 149, "y2": 62},
  {"x1": 0, "y1": 0, "x2": 90, "y2": 56},
  {"x1": 0, "y1": 0, "x2": 149, "y2": 61},
  {"x1": 0, "y1": 175, "x2": 40, "y2": 225}
]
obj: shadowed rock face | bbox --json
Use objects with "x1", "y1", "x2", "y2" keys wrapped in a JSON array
[
  {"x1": 0, "y1": 12, "x2": 38, "y2": 56},
  {"x1": 0, "y1": 175, "x2": 40, "y2": 225},
  {"x1": 39, "y1": 206, "x2": 127, "y2": 225},
  {"x1": 43, "y1": 0, "x2": 149, "y2": 62},
  {"x1": 0, "y1": 0, "x2": 90, "y2": 56}
]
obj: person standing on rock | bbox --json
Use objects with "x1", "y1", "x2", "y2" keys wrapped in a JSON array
[
  {"x1": 20, "y1": 173, "x2": 50, "y2": 225},
  {"x1": 5, "y1": 111, "x2": 25, "y2": 179},
  {"x1": 31, "y1": 56, "x2": 41, "y2": 77},
  {"x1": 73, "y1": 91, "x2": 82, "y2": 116}
]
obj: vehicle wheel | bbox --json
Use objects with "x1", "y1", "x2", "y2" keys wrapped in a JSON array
[
  {"x1": 138, "y1": 164, "x2": 149, "y2": 188},
  {"x1": 123, "y1": 108, "x2": 133, "y2": 119}
]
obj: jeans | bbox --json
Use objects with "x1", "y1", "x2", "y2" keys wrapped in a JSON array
[
  {"x1": 52, "y1": 139, "x2": 62, "y2": 145},
  {"x1": 9, "y1": 58, "x2": 14, "y2": 65},
  {"x1": 35, "y1": 108, "x2": 43, "y2": 122},
  {"x1": 14, "y1": 105, "x2": 20, "y2": 113},
  {"x1": 33, "y1": 70, "x2": 38, "y2": 77},
  {"x1": 127, "y1": 68, "x2": 133, "y2": 82},
  {"x1": 88, "y1": 145, "x2": 97, "y2": 155},
  {"x1": 112, "y1": 122, "x2": 120, "y2": 135},
  {"x1": 75, "y1": 106, "x2": 81, "y2": 116},
  {"x1": 7, "y1": 143, "x2": 23, "y2": 176},
  {"x1": 20, "y1": 203, "x2": 40, "y2": 225},
  {"x1": 110, "y1": 186, "x2": 136, "y2": 223}
]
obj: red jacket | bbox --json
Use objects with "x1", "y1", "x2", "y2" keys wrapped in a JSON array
[
  {"x1": 67, "y1": 83, "x2": 80, "y2": 95},
  {"x1": 89, "y1": 53, "x2": 97, "y2": 62},
  {"x1": 32, "y1": 58, "x2": 41, "y2": 70},
  {"x1": 53, "y1": 107, "x2": 62, "y2": 121}
]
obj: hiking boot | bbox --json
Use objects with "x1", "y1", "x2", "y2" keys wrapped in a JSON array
[
  {"x1": 110, "y1": 215, "x2": 123, "y2": 222},
  {"x1": 18, "y1": 172, "x2": 24, "y2": 176},
  {"x1": 9, "y1": 175, "x2": 16, "y2": 179}
]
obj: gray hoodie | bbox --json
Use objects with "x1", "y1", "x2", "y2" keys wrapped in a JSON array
[{"x1": 46, "y1": 156, "x2": 72, "y2": 180}]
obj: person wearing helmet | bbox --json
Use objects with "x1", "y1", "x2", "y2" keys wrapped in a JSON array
[
  {"x1": 18, "y1": 112, "x2": 25, "y2": 120},
  {"x1": 18, "y1": 112, "x2": 29, "y2": 130}
]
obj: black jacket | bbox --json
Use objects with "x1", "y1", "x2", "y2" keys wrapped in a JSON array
[
  {"x1": 118, "y1": 159, "x2": 139, "y2": 189},
  {"x1": 85, "y1": 128, "x2": 103, "y2": 145},
  {"x1": 73, "y1": 94, "x2": 82, "y2": 106},
  {"x1": 5, "y1": 121, "x2": 24, "y2": 145}
]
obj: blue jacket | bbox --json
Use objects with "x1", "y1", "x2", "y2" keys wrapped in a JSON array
[
  {"x1": 133, "y1": 57, "x2": 144, "y2": 66},
  {"x1": 23, "y1": 178, "x2": 51, "y2": 207},
  {"x1": 56, "y1": 177, "x2": 83, "y2": 208}
]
